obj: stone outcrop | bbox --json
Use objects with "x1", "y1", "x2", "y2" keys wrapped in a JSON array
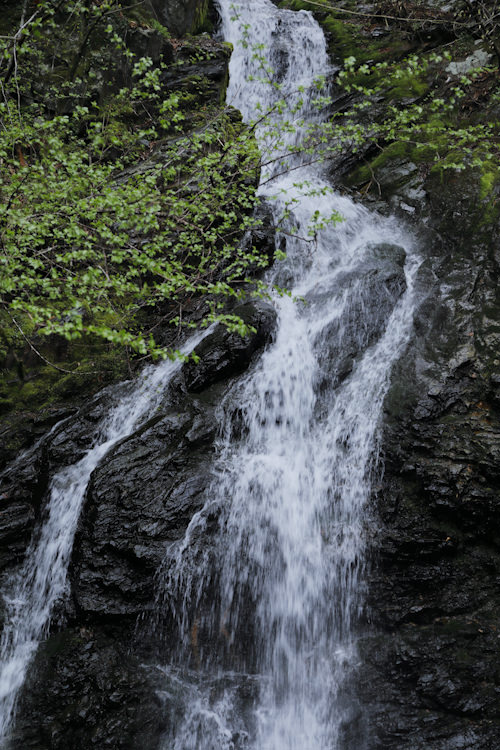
[
  {"x1": 356, "y1": 175, "x2": 500, "y2": 747},
  {"x1": 339, "y1": 93, "x2": 500, "y2": 750},
  {"x1": 1, "y1": 298, "x2": 275, "y2": 748},
  {"x1": 14, "y1": 628, "x2": 165, "y2": 750}
]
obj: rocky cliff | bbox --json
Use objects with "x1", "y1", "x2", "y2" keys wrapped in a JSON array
[
  {"x1": 360, "y1": 134, "x2": 500, "y2": 750},
  {"x1": 323, "y1": 2, "x2": 500, "y2": 747}
]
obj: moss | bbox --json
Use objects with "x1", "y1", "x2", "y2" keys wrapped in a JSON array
[
  {"x1": 410, "y1": 143, "x2": 437, "y2": 163},
  {"x1": 346, "y1": 141, "x2": 413, "y2": 187},
  {"x1": 122, "y1": 5, "x2": 158, "y2": 27},
  {"x1": 322, "y1": 15, "x2": 364, "y2": 60},
  {"x1": 477, "y1": 166, "x2": 500, "y2": 223},
  {"x1": 144, "y1": 18, "x2": 171, "y2": 40},
  {"x1": 388, "y1": 71, "x2": 429, "y2": 100},
  {"x1": 279, "y1": 1, "x2": 365, "y2": 60},
  {"x1": 0, "y1": 355, "x2": 127, "y2": 416},
  {"x1": 191, "y1": 0, "x2": 213, "y2": 35},
  {"x1": 0, "y1": 318, "x2": 129, "y2": 419},
  {"x1": 479, "y1": 168, "x2": 499, "y2": 200},
  {"x1": 280, "y1": 0, "x2": 412, "y2": 64}
]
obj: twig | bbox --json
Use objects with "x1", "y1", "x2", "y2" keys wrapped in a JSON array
[
  {"x1": 292, "y1": 0, "x2": 472, "y2": 27},
  {"x1": 7, "y1": 312, "x2": 103, "y2": 375}
]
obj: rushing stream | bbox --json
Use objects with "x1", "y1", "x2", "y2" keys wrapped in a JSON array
[
  {"x1": 0, "y1": 332, "x2": 209, "y2": 745},
  {"x1": 0, "y1": 1, "x2": 419, "y2": 747},
  {"x1": 153, "y1": 1, "x2": 419, "y2": 749}
]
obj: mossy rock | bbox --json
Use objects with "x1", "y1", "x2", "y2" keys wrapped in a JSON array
[
  {"x1": 278, "y1": 0, "x2": 417, "y2": 64},
  {"x1": 0, "y1": 329, "x2": 128, "y2": 418}
]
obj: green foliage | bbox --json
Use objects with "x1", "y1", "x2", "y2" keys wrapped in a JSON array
[
  {"x1": 0, "y1": 1, "x2": 273, "y2": 364},
  {"x1": 0, "y1": 98, "x2": 269, "y2": 358},
  {"x1": 2, "y1": 0, "x2": 500, "y2": 378},
  {"x1": 334, "y1": 47, "x2": 500, "y2": 180},
  {"x1": 276, "y1": 0, "x2": 500, "y2": 185}
]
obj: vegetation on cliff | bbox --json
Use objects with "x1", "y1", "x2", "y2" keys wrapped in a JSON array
[
  {"x1": 0, "y1": 1, "x2": 269, "y2": 354},
  {"x1": 0, "y1": 0, "x2": 276, "y2": 417},
  {"x1": 277, "y1": 0, "x2": 500, "y2": 207},
  {"x1": 2, "y1": 0, "x2": 500, "y2": 416}
]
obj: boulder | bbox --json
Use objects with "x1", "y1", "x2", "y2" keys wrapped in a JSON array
[
  {"x1": 70, "y1": 400, "x2": 218, "y2": 618},
  {"x1": 313, "y1": 243, "x2": 407, "y2": 389},
  {"x1": 183, "y1": 301, "x2": 276, "y2": 392}
]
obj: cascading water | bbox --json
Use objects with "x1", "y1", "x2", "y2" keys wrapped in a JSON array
[
  {"x1": 0, "y1": 331, "x2": 208, "y2": 746},
  {"x1": 151, "y1": 1, "x2": 419, "y2": 749},
  {"x1": 0, "y1": 1, "x2": 419, "y2": 747}
]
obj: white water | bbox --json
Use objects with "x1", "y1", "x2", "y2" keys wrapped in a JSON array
[
  {"x1": 0, "y1": 331, "x2": 208, "y2": 744},
  {"x1": 0, "y1": 1, "x2": 419, "y2": 746},
  {"x1": 154, "y1": 1, "x2": 419, "y2": 749}
]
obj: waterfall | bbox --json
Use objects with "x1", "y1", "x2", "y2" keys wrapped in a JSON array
[
  {"x1": 0, "y1": 331, "x2": 208, "y2": 745},
  {"x1": 152, "y1": 1, "x2": 419, "y2": 749},
  {"x1": 0, "y1": 1, "x2": 419, "y2": 747}
]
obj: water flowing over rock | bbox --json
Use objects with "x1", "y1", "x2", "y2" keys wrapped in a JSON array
[
  {"x1": 2, "y1": 0, "x2": 500, "y2": 748},
  {"x1": 142, "y1": 1, "x2": 418, "y2": 748},
  {"x1": 0, "y1": 335, "x2": 209, "y2": 743},
  {"x1": 0, "y1": 0, "x2": 420, "y2": 745}
]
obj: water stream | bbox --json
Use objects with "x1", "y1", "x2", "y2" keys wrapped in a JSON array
[
  {"x1": 0, "y1": 1, "x2": 419, "y2": 747},
  {"x1": 0, "y1": 332, "x2": 208, "y2": 744},
  {"x1": 152, "y1": 1, "x2": 419, "y2": 749}
]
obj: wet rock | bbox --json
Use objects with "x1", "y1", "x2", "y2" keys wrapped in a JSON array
[
  {"x1": 0, "y1": 408, "x2": 76, "y2": 474},
  {"x1": 239, "y1": 200, "x2": 278, "y2": 276},
  {"x1": 357, "y1": 160, "x2": 500, "y2": 746},
  {"x1": 44, "y1": 382, "x2": 131, "y2": 469},
  {"x1": 14, "y1": 627, "x2": 165, "y2": 750},
  {"x1": 0, "y1": 443, "x2": 48, "y2": 578},
  {"x1": 313, "y1": 243, "x2": 407, "y2": 389},
  {"x1": 69, "y1": 296, "x2": 276, "y2": 622},
  {"x1": 359, "y1": 623, "x2": 500, "y2": 750},
  {"x1": 70, "y1": 399, "x2": 217, "y2": 619},
  {"x1": 5, "y1": 291, "x2": 276, "y2": 739},
  {"x1": 183, "y1": 301, "x2": 276, "y2": 392}
]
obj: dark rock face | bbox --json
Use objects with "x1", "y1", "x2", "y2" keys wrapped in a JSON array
[
  {"x1": 71, "y1": 402, "x2": 218, "y2": 619},
  {"x1": 312, "y1": 243, "x2": 407, "y2": 389},
  {"x1": 0, "y1": 383, "x2": 130, "y2": 583},
  {"x1": 152, "y1": 0, "x2": 210, "y2": 36},
  {"x1": 352, "y1": 168, "x2": 500, "y2": 746},
  {"x1": 159, "y1": 35, "x2": 231, "y2": 105},
  {"x1": 14, "y1": 627, "x2": 165, "y2": 750},
  {"x1": 0, "y1": 445, "x2": 42, "y2": 580},
  {"x1": 70, "y1": 300, "x2": 275, "y2": 621},
  {"x1": 2, "y1": 298, "x2": 275, "y2": 748},
  {"x1": 184, "y1": 301, "x2": 276, "y2": 392}
]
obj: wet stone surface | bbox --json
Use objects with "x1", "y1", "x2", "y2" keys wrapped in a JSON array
[
  {"x1": 353, "y1": 152, "x2": 500, "y2": 748},
  {"x1": 0, "y1": 294, "x2": 276, "y2": 748}
]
